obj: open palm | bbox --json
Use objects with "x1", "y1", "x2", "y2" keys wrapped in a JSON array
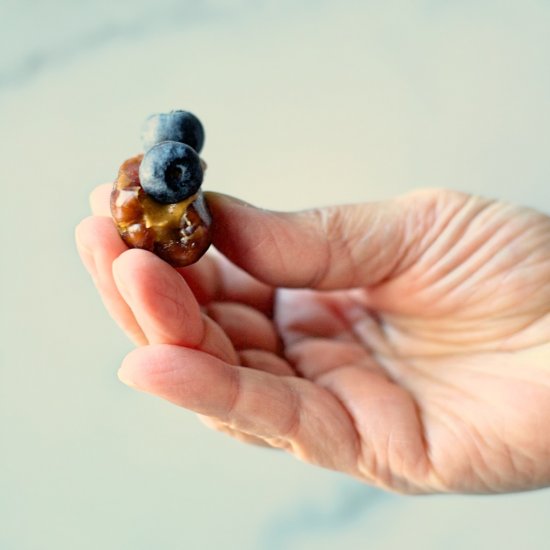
[{"x1": 76, "y1": 187, "x2": 550, "y2": 493}]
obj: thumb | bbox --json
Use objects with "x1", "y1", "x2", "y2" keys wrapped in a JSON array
[{"x1": 205, "y1": 191, "x2": 433, "y2": 290}]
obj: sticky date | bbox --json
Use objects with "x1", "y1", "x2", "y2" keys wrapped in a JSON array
[{"x1": 110, "y1": 155, "x2": 211, "y2": 267}]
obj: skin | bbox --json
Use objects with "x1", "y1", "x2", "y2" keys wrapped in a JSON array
[{"x1": 75, "y1": 185, "x2": 550, "y2": 494}]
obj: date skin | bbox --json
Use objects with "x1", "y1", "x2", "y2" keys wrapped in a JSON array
[{"x1": 110, "y1": 155, "x2": 211, "y2": 267}]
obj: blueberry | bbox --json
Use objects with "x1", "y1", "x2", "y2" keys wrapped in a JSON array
[
  {"x1": 139, "y1": 141, "x2": 204, "y2": 204},
  {"x1": 141, "y1": 110, "x2": 205, "y2": 153}
]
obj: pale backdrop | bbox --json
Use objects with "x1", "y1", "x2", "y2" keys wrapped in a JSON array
[{"x1": 1, "y1": 1, "x2": 549, "y2": 548}]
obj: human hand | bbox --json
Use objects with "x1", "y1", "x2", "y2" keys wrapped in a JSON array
[{"x1": 76, "y1": 187, "x2": 550, "y2": 493}]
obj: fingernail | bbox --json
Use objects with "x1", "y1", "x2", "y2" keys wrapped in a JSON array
[
  {"x1": 75, "y1": 229, "x2": 98, "y2": 279},
  {"x1": 112, "y1": 259, "x2": 132, "y2": 303},
  {"x1": 205, "y1": 192, "x2": 254, "y2": 209},
  {"x1": 117, "y1": 364, "x2": 141, "y2": 390}
]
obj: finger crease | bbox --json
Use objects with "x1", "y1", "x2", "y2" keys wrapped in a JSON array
[
  {"x1": 279, "y1": 381, "x2": 302, "y2": 441},
  {"x1": 224, "y1": 366, "x2": 242, "y2": 420}
]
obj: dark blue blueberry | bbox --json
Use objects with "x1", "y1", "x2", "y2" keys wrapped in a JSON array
[
  {"x1": 141, "y1": 110, "x2": 205, "y2": 153},
  {"x1": 139, "y1": 141, "x2": 203, "y2": 204}
]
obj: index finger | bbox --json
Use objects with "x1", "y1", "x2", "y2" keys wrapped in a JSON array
[{"x1": 89, "y1": 182, "x2": 274, "y2": 314}]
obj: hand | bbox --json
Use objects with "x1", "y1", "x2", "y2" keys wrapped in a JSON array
[{"x1": 76, "y1": 186, "x2": 550, "y2": 494}]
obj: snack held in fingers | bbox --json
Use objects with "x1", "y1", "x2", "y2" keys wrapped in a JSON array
[{"x1": 110, "y1": 110, "x2": 211, "y2": 267}]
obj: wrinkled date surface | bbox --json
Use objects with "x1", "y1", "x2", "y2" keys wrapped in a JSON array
[{"x1": 110, "y1": 155, "x2": 211, "y2": 267}]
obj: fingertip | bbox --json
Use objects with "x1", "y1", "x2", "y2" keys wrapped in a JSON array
[
  {"x1": 118, "y1": 344, "x2": 177, "y2": 388},
  {"x1": 75, "y1": 215, "x2": 124, "y2": 253},
  {"x1": 206, "y1": 193, "x2": 339, "y2": 289},
  {"x1": 118, "y1": 346, "x2": 149, "y2": 390},
  {"x1": 75, "y1": 217, "x2": 97, "y2": 274},
  {"x1": 76, "y1": 215, "x2": 123, "y2": 270},
  {"x1": 117, "y1": 345, "x2": 233, "y2": 411},
  {"x1": 75, "y1": 218, "x2": 148, "y2": 347},
  {"x1": 116, "y1": 344, "x2": 305, "y2": 444},
  {"x1": 205, "y1": 193, "x2": 268, "y2": 240},
  {"x1": 112, "y1": 248, "x2": 204, "y2": 347},
  {"x1": 75, "y1": 216, "x2": 99, "y2": 250},
  {"x1": 205, "y1": 193, "x2": 298, "y2": 285},
  {"x1": 204, "y1": 192, "x2": 254, "y2": 210},
  {"x1": 112, "y1": 247, "x2": 153, "y2": 282},
  {"x1": 90, "y1": 183, "x2": 113, "y2": 216},
  {"x1": 111, "y1": 248, "x2": 157, "y2": 307}
]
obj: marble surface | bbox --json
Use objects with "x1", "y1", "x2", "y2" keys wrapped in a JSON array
[{"x1": 1, "y1": 1, "x2": 549, "y2": 549}]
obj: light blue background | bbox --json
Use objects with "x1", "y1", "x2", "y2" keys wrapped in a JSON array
[{"x1": 1, "y1": 1, "x2": 549, "y2": 548}]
